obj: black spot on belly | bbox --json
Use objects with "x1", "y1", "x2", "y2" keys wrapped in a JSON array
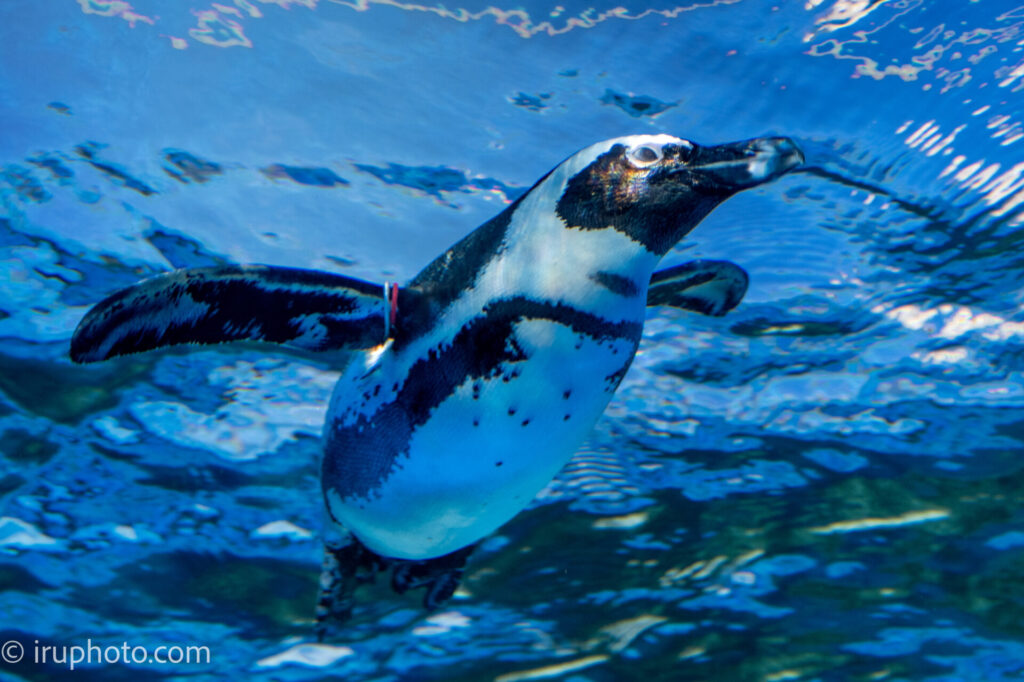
[
  {"x1": 563, "y1": 389, "x2": 572, "y2": 400},
  {"x1": 605, "y1": 359, "x2": 634, "y2": 390},
  {"x1": 323, "y1": 296, "x2": 642, "y2": 503},
  {"x1": 521, "y1": 419, "x2": 530, "y2": 426},
  {"x1": 495, "y1": 461, "x2": 503, "y2": 467}
]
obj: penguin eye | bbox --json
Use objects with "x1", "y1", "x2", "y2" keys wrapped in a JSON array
[{"x1": 628, "y1": 145, "x2": 662, "y2": 166}]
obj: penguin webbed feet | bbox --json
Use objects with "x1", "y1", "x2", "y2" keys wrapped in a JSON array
[
  {"x1": 315, "y1": 534, "x2": 387, "y2": 641},
  {"x1": 314, "y1": 533, "x2": 475, "y2": 641},
  {"x1": 390, "y1": 544, "x2": 475, "y2": 610}
]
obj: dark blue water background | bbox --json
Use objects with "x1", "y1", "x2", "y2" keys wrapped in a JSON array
[{"x1": 2, "y1": 1, "x2": 1024, "y2": 679}]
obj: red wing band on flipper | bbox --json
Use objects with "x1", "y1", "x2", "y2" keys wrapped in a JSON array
[
  {"x1": 70, "y1": 265, "x2": 393, "y2": 363},
  {"x1": 646, "y1": 259, "x2": 749, "y2": 317}
]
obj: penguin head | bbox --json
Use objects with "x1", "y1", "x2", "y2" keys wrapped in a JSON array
[{"x1": 554, "y1": 134, "x2": 803, "y2": 256}]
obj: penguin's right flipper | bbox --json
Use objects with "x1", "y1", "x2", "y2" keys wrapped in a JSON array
[
  {"x1": 647, "y1": 259, "x2": 749, "y2": 317},
  {"x1": 70, "y1": 265, "x2": 418, "y2": 363}
]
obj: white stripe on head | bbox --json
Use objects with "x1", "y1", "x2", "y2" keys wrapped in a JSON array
[{"x1": 561, "y1": 134, "x2": 691, "y2": 177}]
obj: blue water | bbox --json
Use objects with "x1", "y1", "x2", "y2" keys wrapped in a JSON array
[{"x1": 2, "y1": 1, "x2": 1024, "y2": 679}]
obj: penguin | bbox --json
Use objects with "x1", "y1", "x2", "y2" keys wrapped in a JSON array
[{"x1": 70, "y1": 133, "x2": 803, "y2": 632}]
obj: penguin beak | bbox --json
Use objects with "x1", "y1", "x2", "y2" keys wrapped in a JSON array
[{"x1": 685, "y1": 137, "x2": 804, "y2": 190}]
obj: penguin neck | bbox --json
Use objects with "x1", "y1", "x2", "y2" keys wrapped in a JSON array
[
  {"x1": 478, "y1": 177, "x2": 662, "y2": 319},
  {"x1": 406, "y1": 164, "x2": 664, "y2": 333}
]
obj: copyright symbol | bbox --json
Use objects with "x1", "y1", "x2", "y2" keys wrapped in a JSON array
[{"x1": 1, "y1": 640, "x2": 23, "y2": 664}]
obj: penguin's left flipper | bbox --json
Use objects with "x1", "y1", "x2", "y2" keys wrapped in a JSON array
[
  {"x1": 647, "y1": 259, "x2": 749, "y2": 317},
  {"x1": 70, "y1": 265, "x2": 419, "y2": 363}
]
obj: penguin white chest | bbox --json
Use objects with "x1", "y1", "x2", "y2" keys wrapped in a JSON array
[{"x1": 321, "y1": 307, "x2": 642, "y2": 560}]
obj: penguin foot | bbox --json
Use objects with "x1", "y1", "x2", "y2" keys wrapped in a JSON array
[
  {"x1": 390, "y1": 543, "x2": 475, "y2": 610},
  {"x1": 315, "y1": 532, "x2": 388, "y2": 641},
  {"x1": 314, "y1": 532, "x2": 475, "y2": 640}
]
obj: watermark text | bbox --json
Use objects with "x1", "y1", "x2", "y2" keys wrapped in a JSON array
[{"x1": 2, "y1": 639, "x2": 210, "y2": 670}]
